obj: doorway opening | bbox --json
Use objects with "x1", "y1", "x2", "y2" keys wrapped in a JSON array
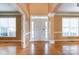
[{"x1": 30, "y1": 16, "x2": 48, "y2": 41}]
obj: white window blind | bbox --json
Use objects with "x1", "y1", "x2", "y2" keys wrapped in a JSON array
[
  {"x1": 62, "y1": 17, "x2": 79, "y2": 36},
  {"x1": 0, "y1": 17, "x2": 16, "y2": 37}
]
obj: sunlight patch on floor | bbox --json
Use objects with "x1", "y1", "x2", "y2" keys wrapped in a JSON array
[
  {"x1": 63, "y1": 45, "x2": 79, "y2": 55},
  {"x1": 0, "y1": 46, "x2": 16, "y2": 55}
]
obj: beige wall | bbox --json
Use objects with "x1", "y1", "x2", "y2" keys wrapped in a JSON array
[{"x1": 49, "y1": 16, "x2": 54, "y2": 41}]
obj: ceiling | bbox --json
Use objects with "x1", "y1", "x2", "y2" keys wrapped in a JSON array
[
  {"x1": 56, "y1": 3, "x2": 79, "y2": 12},
  {"x1": 0, "y1": 3, "x2": 18, "y2": 12},
  {"x1": 0, "y1": 3, "x2": 79, "y2": 14},
  {"x1": 29, "y1": 3, "x2": 48, "y2": 16}
]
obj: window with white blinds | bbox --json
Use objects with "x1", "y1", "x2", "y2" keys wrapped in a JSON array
[
  {"x1": 62, "y1": 17, "x2": 79, "y2": 36},
  {"x1": 0, "y1": 17, "x2": 16, "y2": 37}
]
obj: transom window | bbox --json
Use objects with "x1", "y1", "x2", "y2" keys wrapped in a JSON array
[
  {"x1": 0, "y1": 17, "x2": 16, "y2": 37},
  {"x1": 62, "y1": 17, "x2": 79, "y2": 37}
]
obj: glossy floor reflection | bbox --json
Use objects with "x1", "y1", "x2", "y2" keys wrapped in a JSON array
[
  {"x1": 0, "y1": 46, "x2": 16, "y2": 55},
  {"x1": 63, "y1": 45, "x2": 79, "y2": 55},
  {"x1": 29, "y1": 42, "x2": 50, "y2": 55},
  {"x1": 0, "y1": 41, "x2": 79, "y2": 55}
]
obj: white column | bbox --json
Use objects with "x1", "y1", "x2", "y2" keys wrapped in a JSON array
[
  {"x1": 16, "y1": 4, "x2": 26, "y2": 48},
  {"x1": 21, "y1": 14, "x2": 26, "y2": 48},
  {"x1": 48, "y1": 13, "x2": 55, "y2": 44}
]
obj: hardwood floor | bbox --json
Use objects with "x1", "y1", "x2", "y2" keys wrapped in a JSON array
[
  {"x1": 17, "y1": 41, "x2": 57, "y2": 55},
  {"x1": 0, "y1": 41, "x2": 79, "y2": 55}
]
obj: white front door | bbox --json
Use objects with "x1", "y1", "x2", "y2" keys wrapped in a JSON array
[{"x1": 30, "y1": 16, "x2": 48, "y2": 41}]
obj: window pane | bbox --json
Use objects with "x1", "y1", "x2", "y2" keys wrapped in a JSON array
[
  {"x1": 0, "y1": 17, "x2": 16, "y2": 37},
  {"x1": 62, "y1": 17, "x2": 79, "y2": 36},
  {"x1": 31, "y1": 21, "x2": 34, "y2": 39},
  {"x1": 62, "y1": 18, "x2": 70, "y2": 36},
  {"x1": 8, "y1": 17, "x2": 16, "y2": 37}
]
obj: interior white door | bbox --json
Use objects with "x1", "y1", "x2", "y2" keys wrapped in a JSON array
[{"x1": 30, "y1": 16, "x2": 48, "y2": 41}]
